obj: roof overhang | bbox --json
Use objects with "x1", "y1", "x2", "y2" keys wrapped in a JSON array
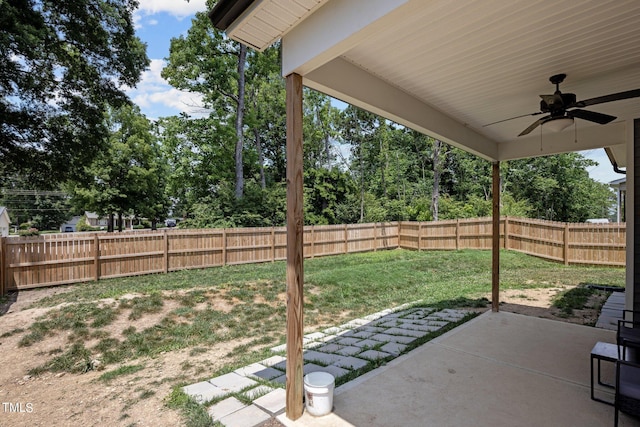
[{"x1": 210, "y1": 0, "x2": 640, "y2": 165}]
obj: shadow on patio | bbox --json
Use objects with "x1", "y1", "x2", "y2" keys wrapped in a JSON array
[{"x1": 278, "y1": 311, "x2": 637, "y2": 427}]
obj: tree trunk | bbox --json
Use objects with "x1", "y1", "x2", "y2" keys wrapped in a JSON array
[
  {"x1": 108, "y1": 213, "x2": 114, "y2": 233},
  {"x1": 151, "y1": 219, "x2": 157, "y2": 231},
  {"x1": 254, "y1": 127, "x2": 266, "y2": 189},
  {"x1": 234, "y1": 43, "x2": 247, "y2": 199},
  {"x1": 117, "y1": 212, "x2": 123, "y2": 232},
  {"x1": 431, "y1": 139, "x2": 442, "y2": 221}
]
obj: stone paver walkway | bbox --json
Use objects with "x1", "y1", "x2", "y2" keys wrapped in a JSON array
[
  {"x1": 595, "y1": 290, "x2": 625, "y2": 330},
  {"x1": 182, "y1": 303, "x2": 472, "y2": 426}
]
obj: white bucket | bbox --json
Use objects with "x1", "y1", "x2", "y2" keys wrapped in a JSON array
[{"x1": 303, "y1": 371, "x2": 335, "y2": 416}]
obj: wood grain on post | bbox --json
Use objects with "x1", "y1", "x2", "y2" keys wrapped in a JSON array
[
  {"x1": 564, "y1": 222, "x2": 570, "y2": 265},
  {"x1": 492, "y1": 162, "x2": 500, "y2": 312},
  {"x1": 285, "y1": 72, "x2": 304, "y2": 420}
]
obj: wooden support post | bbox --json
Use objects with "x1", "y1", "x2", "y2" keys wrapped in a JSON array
[
  {"x1": 492, "y1": 162, "x2": 500, "y2": 312},
  {"x1": 94, "y1": 234, "x2": 100, "y2": 282},
  {"x1": 0, "y1": 237, "x2": 5, "y2": 295},
  {"x1": 564, "y1": 222, "x2": 570, "y2": 266},
  {"x1": 456, "y1": 219, "x2": 461, "y2": 250},
  {"x1": 285, "y1": 72, "x2": 304, "y2": 421},
  {"x1": 417, "y1": 222, "x2": 422, "y2": 251}
]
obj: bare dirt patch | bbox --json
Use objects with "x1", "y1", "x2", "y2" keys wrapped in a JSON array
[
  {"x1": 0, "y1": 289, "x2": 265, "y2": 426},
  {"x1": 486, "y1": 285, "x2": 609, "y2": 326}
]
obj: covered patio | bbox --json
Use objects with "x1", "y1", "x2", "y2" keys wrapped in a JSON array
[
  {"x1": 279, "y1": 311, "x2": 630, "y2": 426},
  {"x1": 209, "y1": 0, "x2": 640, "y2": 422}
]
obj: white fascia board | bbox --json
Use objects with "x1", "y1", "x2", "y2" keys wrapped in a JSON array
[
  {"x1": 498, "y1": 121, "x2": 627, "y2": 161},
  {"x1": 282, "y1": 0, "x2": 409, "y2": 76},
  {"x1": 305, "y1": 57, "x2": 499, "y2": 161}
]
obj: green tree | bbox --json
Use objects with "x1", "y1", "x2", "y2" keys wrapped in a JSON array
[
  {"x1": 504, "y1": 153, "x2": 614, "y2": 222},
  {"x1": 0, "y1": 0, "x2": 148, "y2": 185},
  {"x1": 162, "y1": 1, "x2": 250, "y2": 199},
  {"x1": 70, "y1": 105, "x2": 169, "y2": 231}
]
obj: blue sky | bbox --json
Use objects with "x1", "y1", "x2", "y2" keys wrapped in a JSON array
[{"x1": 127, "y1": 0, "x2": 621, "y2": 185}]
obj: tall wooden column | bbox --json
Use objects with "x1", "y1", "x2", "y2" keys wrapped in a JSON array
[
  {"x1": 285, "y1": 72, "x2": 304, "y2": 420},
  {"x1": 492, "y1": 161, "x2": 500, "y2": 312}
]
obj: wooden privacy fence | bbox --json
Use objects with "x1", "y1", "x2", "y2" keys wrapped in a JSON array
[{"x1": 0, "y1": 217, "x2": 625, "y2": 293}]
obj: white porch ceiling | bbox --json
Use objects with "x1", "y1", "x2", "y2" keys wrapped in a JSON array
[{"x1": 222, "y1": 0, "x2": 640, "y2": 164}]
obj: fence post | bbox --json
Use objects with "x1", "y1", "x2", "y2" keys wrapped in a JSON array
[
  {"x1": 456, "y1": 219, "x2": 461, "y2": 250},
  {"x1": 564, "y1": 222, "x2": 570, "y2": 266},
  {"x1": 503, "y1": 216, "x2": 509, "y2": 249},
  {"x1": 271, "y1": 227, "x2": 276, "y2": 262},
  {"x1": 163, "y1": 229, "x2": 169, "y2": 273},
  {"x1": 374, "y1": 223, "x2": 378, "y2": 251},
  {"x1": 94, "y1": 234, "x2": 100, "y2": 282},
  {"x1": 417, "y1": 222, "x2": 422, "y2": 251},
  {"x1": 344, "y1": 224, "x2": 348, "y2": 254},
  {"x1": 310, "y1": 226, "x2": 315, "y2": 259},
  {"x1": 222, "y1": 228, "x2": 227, "y2": 266}
]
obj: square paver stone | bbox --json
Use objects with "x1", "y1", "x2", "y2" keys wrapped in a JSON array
[
  {"x1": 218, "y1": 404, "x2": 271, "y2": 427},
  {"x1": 303, "y1": 363, "x2": 328, "y2": 375},
  {"x1": 209, "y1": 372, "x2": 258, "y2": 393},
  {"x1": 234, "y1": 363, "x2": 282, "y2": 381},
  {"x1": 358, "y1": 350, "x2": 392, "y2": 361},
  {"x1": 335, "y1": 346, "x2": 363, "y2": 356},
  {"x1": 260, "y1": 355, "x2": 286, "y2": 367},
  {"x1": 353, "y1": 338, "x2": 382, "y2": 348},
  {"x1": 371, "y1": 333, "x2": 415, "y2": 344},
  {"x1": 322, "y1": 365, "x2": 350, "y2": 380},
  {"x1": 335, "y1": 337, "x2": 361, "y2": 346},
  {"x1": 332, "y1": 356, "x2": 369, "y2": 370},
  {"x1": 303, "y1": 350, "x2": 344, "y2": 365},
  {"x1": 183, "y1": 381, "x2": 226, "y2": 404},
  {"x1": 208, "y1": 397, "x2": 247, "y2": 421},
  {"x1": 346, "y1": 330, "x2": 375, "y2": 339},
  {"x1": 316, "y1": 343, "x2": 344, "y2": 353},
  {"x1": 253, "y1": 388, "x2": 286, "y2": 415},
  {"x1": 384, "y1": 327, "x2": 427, "y2": 338},
  {"x1": 242, "y1": 385, "x2": 274, "y2": 400},
  {"x1": 380, "y1": 342, "x2": 407, "y2": 356}
]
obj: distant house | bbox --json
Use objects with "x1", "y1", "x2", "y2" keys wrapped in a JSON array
[
  {"x1": 0, "y1": 207, "x2": 10, "y2": 237},
  {"x1": 85, "y1": 211, "x2": 134, "y2": 230},
  {"x1": 610, "y1": 177, "x2": 626, "y2": 223},
  {"x1": 59, "y1": 216, "x2": 82, "y2": 233}
]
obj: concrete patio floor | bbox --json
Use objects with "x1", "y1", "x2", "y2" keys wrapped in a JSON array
[{"x1": 278, "y1": 311, "x2": 640, "y2": 427}]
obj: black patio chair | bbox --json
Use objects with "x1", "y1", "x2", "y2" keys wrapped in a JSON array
[
  {"x1": 617, "y1": 310, "x2": 640, "y2": 360},
  {"x1": 615, "y1": 360, "x2": 640, "y2": 426}
]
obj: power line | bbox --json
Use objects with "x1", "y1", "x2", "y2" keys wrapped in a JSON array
[{"x1": 1, "y1": 189, "x2": 68, "y2": 196}]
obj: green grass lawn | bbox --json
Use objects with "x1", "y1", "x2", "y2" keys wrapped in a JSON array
[{"x1": 18, "y1": 248, "x2": 623, "y2": 376}]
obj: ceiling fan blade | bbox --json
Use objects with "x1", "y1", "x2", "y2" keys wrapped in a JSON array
[
  {"x1": 483, "y1": 111, "x2": 544, "y2": 127},
  {"x1": 569, "y1": 109, "x2": 616, "y2": 125},
  {"x1": 572, "y1": 88, "x2": 640, "y2": 108},
  {"x1": 518, "y1": 118, "x2": 546, "y2": 136}
]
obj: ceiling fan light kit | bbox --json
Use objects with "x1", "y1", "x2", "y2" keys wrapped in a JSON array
[{"x1": 543, "y1": 116, "x2": 574, "y2": 132}]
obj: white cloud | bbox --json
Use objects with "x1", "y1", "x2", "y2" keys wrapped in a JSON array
[
  {"x1": 136, "y1": 0, "x2": 208, "y2": 18},
  {"x1": 127, "y1": 59, "x2": 206, "y2": 119}
]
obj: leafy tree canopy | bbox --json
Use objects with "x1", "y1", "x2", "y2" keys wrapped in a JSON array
[{"x1": 0, "y1": 0, "x2": 149, "y2": 185}]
